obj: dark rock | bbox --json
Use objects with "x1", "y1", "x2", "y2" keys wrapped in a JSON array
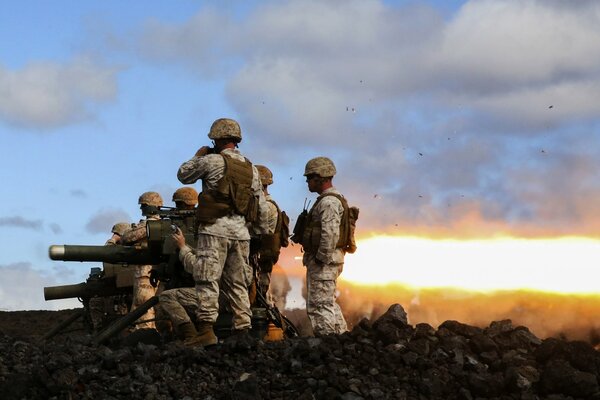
[
  {"x1": 539, "y1": 359, "x2": 599, "y2": 397},
  {"x1": 3, "y1": 307, "x2": 600, "y2": 399},
  {"x1": 438, "y1": 320, "x2": 483, "y2": 338},
  {"x1": 372, "y1": 304, "x2": 413, "y2": 345}
]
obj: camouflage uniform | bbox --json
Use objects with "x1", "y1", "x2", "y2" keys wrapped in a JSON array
[
  {"x1": 303, "y1": 186, "x2": 348, "y2": 336},
  {"x1": 159, "y1": 287, "x2": 199, "y2": 327},
  {"x1": 177, "y1": 148, "x2": 269, "y2": 330},
  {"x1": 257, "y1": 194, "x2": 279, "y2": 297},
  {"x1": 122, "y1": 217, "x2": 160, "y2": 329}
]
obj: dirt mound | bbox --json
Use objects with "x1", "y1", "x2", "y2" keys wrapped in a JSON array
[{"x1": 1, "y1": 304, "x2": 599, "y2": 399}]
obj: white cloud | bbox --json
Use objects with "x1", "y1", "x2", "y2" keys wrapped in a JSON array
[
  {"x1": 134, "y1": 0, "x2": 600, "y2": 234},
  {"x1": 0, "y1": 57, "x2": 119, "y2": 129},
  {"x1": 0, "y1": 262, "x2": 81, "y2": 311}
]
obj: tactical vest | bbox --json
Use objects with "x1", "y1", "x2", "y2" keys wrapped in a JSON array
[
  {"x1": 300, "y1": 192, "x2": 358, "y2": 254},
  {"x1": 259, "y1": 200, "x2": 290, "y2": 261},
  {"x1": 196, "y1": 153, "x2": 259, "y2": 223}
]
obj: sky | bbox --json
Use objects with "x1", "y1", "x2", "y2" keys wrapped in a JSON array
[{"x1": 1, "y1": 0, "x2": 600, "y2": 312}]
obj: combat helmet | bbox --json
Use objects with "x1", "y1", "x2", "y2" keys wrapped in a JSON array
[
  {"x1": 208, "y1": 118, "x2": 242, "y2": 142},
  {"x1": 255, "y1": 165, "x2": 273, "y2": 186},
  {"x1": 172, "y1": 187, "x2": 198, "y2": 206},
  {"x1": 138, "y1": 191, "x2": 163, "y2": 207},
  {"x1": 304, "y1": 157, "x2": 336, "y2": 178},
  {"x1": 111, "y1": 222, "x2": 131, "y2": 236}
]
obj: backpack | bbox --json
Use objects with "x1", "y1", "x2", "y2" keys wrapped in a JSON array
[
  {"x1": 291, "y1": 194, "x2": 358, "y2": 254},
  {"x1": 333, "y1": 194, "x2": 358, "y2": 254},
  {"x1": 279, "y1": 210, "x2": 290, "y2": 248}
]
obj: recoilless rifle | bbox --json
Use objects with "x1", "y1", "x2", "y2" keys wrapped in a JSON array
[{"x1": 45, "y1": 206, "x2": 298, "y2": 343}]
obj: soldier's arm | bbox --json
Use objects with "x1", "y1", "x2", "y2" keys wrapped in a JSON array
[
  {"x1": 178, "y1": 244, "x2": 201, "y2": 275},
  {"x1": 315, "y1": 198, "x2": 343, "y2": 264},
  {"x1": 177, "y1": 154, "x2": 211, "y2": 184}
]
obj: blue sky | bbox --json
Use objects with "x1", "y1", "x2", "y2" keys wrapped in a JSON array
[{"x1": 1, "y1": 0, "x2": 600, "y2": 311}]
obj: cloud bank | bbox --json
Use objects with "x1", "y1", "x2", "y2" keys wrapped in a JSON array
[
  {"x1": 135, "y1": 0, "x2": 600, "y2": 237},
  {"x1": 0, "y1": 57, "x2": 119, "y2": 130}
]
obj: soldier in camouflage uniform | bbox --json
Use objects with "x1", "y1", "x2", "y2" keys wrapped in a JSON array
[
  {"x1": 121, "y1": 191, "x2": 163, "y2": 330},
  {"x1": 253, "y1": 165, "x2": 285, "y2": 302},
  {"x1": 157, "y1": 186, "x2": 204, "y2": 344},
  {"x1": 88, "y1": 222, "x2": 130, "y2": 332},
  {"x1": 177, "y1": 118, "x2": 270, "y2": 346},
  {"x1": 301, "y1": 157, "x2": 348, "y2": 336}
]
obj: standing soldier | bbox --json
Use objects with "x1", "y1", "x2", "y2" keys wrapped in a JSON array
[
  {"x1": 299, "y1": 157, "x2": 349, "y2": 336},
  {"x1": 253, "y1": 165, "x2": 289, "y2": 302},
  {"x1": 121, "y1": 191, "x2": 163, "y2": 330},
  {"x1": 176, "y1": 117, "x2": 270, "y2": 346}
]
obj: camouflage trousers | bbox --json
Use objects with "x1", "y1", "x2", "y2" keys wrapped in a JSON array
[
  {"x1": 305, "y1": 258, "x2": 347, "y2": 336},
  {"x1": 193, "y1": 234, "x2": 253, "y2": 330},
  {"x1": 131, "y1": 264, "x2": 157, "y2": 330},
  {"x1": 257, "y1": 258, "x2": 275, "y2": 298},
  {"x1": 159, "y1": 287, "x2": 199, "y2": 327}
]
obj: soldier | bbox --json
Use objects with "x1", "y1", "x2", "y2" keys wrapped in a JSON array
[
  {"x1": 300, "y1": 157, "x2": 348, "y2": 336},
  {"x1": 157, "y1": 186, "x2": 202, "y2": 344},
  {"x1": 171, "y1": 186, "x2": 198, "y2": 211},
  {"x1": 88, "y1": 222, "x2": 130, "y2": 332},
  {"x1": 252, "y1": 165, "x2": 288, "y2": 302},
  {"x1": 176, "y1": 117, "x2": 270, "y2": 346},
  {"x1": 121, "y1": 191, "x2": 163, "y2": 330}
]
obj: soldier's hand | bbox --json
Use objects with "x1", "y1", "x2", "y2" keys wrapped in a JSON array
[
  {"x1": 171, "y1": 227, "x2": 186, "y2": 249},
  {"x1": 195, "y1": 146, "x2": 212, "y2": 157}
]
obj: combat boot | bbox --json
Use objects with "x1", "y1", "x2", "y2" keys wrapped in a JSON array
[
  {"x1": 177, "y1": 321, "x2": 198, "y2": 341},
  {"x1": 184, "y1": 321, "x2": 218, "y2": 347}
]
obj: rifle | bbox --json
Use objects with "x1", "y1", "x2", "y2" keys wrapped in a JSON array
[{"x1": 249, "y1": 250, "x2": 298, "y2": 338}]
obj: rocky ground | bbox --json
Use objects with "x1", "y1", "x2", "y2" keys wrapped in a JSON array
[{"x1": 1, "y1": 304, "x2": 600, "y2": 400}]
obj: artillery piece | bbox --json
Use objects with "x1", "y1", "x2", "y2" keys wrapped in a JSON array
[{"x1": 45, "y1": 207, "x2": 297, "y2": 343}]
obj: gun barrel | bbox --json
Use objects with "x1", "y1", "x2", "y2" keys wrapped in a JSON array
[
  {"x1": 44, "y1": 280, "x2": 132, "y2": 301},
  {"x1": 49, "y1": 245, "x2": 157, "y2": 265},
  {"x1": 44, "y1": 283, "x2": 88, "y2": 300}
]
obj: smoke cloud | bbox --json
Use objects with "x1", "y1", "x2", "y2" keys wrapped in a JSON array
[{"x1": 0, "y1": 216, "x2": 43, "y2": 230}]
